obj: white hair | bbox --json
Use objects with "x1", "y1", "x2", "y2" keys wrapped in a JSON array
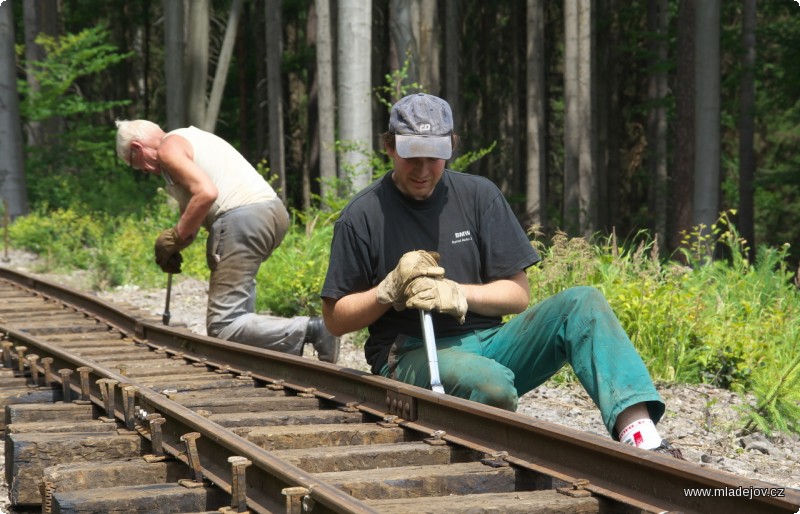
[{"x1": 115, "y1": 119, "x2": 163, "y2": 164}]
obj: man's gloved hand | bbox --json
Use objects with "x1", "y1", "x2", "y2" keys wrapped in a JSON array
[
  {"x1": 403, "y1": 276, "x2": 468, "y2": 324},
  {"x1": 154, "y1": 227, "x2": 191, "y2": 273},
  {"x1": 376, "y1": 250, "x2": 445, "y2": 305},
  {"x1": 160, "y1": 252, "x2": 183, "y2": 274}
]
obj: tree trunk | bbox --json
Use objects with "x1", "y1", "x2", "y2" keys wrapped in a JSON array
[
  {"x1": 605, "y1": 1, "x2": 621, "y2": 233},
  {"x1": 304, "y1": 4, "x2": 318, "y2": 211},
  {"x1": 525, "y1": 0, "x2": 546, "y2": 228},
  {"x1": 693, "y1": 0, "x2": 721, "y2": 248},
  {"x1": 22, "y1": 0, "x2": 61, "y2": 146},
  {"x1": 595, "y1": 0, "x2": 611, "y2": 231},
  {"x1": 577, "y1": 0, "x2": 596, "y2": 238},
  {"x1": 0, "y1": 1, "x2": 29, "y2": 219},
  {"x1": 204, "y1": 0, "x2": 244, "y2": 133},
  {"x1": 739, "y1": 0, "x2": 756, "y2": 262},
  {"x1": 444, "y1": 0, "x2": 461, "y2": 136},
  {"x1": 389, "y1": 0, "x2": 418, "y2": 86},
  {"x1": 563, "y1": 0, "x2": 580, "y2": 234},
  {"x1": 163, "y1": 0, "x2": 186, "y2": 130},
  {"x1": 647, "y1": 0, "x2": 669, "y2": 250},
  {"x1": 265, "y1": 0, "x2": 286, "y2": 200},
  {"x1": 316, "y1": 0, "x2": 337, "y2": 205},
  {"x1": 338, "y1": 0, "x2": 373, "y2": 192},
  {"x1": 417, "y1": 0, "x2": 440, "y2": 94},
  {"x1": 670, "y1": 0, "x2": 695, "y2": 257},
  {"x1": 186, "y1": 0, "x2": 209, "y2": 128},
  {"x1": 255, "y1": 4, "x2": 267, "y2": 161}
]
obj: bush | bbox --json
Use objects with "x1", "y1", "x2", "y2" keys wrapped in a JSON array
[
  {"x1": 255, "y1": 210, "x2": 332, "y2": 317},
  {"x1": 9, "y1": 189, "x2": 208, "y2": 289},
  {"x1": 525, "y1": 215, "x2": 800, "y2": 434}
]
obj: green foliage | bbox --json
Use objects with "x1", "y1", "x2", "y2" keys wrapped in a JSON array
[
  {"x1": 254, "y1": 210, "x2": 332, "y2": 317},
  {"x1": 9, "y1": 190, "x2": 208, "y2": 290},
  {"x1": 18, "y1": 26, "x2": 132, "y2": 121},
  {"x1": 9, "y1": 208, "x2": 104, "y2": 271},
  {"x1": 526, "y1": 213, "x2": 800, "y2": 434},
  {"x1": 741, "y1": 348, "x2": 800, "y2": 436},
  {"x1": 374, "y1": 54, "x2": 425, "y2": 110},
  {"x1": 450, "y1": 141, "x2": 498, "y2": 173},
  {"x1": 16, "y1": 26, "x2": 154, "y2": 215}
]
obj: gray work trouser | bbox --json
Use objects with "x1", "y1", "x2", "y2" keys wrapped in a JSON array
[{"x1": 205, "y1": 199, "x2": 309, "y2": 355}]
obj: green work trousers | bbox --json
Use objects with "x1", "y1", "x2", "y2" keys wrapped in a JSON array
[{"x1": 379, "y1": 286, "x2": 664, "y2": 438}]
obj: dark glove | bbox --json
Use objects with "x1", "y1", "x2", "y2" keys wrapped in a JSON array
[
  {"x1": 160, "y1": 252, "x2": 183, "y2": 274},
  {"x1": 154, "y1": 227, "x2": 191, "y2": 272}
]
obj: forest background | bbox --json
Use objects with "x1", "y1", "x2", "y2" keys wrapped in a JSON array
[{"x1": 0, "y1": 0, "x2": 798, "y2": 435}]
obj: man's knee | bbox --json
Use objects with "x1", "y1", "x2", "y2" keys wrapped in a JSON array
[
  {"x1": 446, "y1": 365, "x2": 518, "y2": 411},
  {"x1": 472, "y1": 382, "x2": 518, "y2": 411},
  {"x1": 561, "y1": 285, "x2": 607, "y2": 307}
]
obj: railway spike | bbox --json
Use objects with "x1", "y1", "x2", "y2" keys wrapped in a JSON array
[
  {"x1": 424, "y1": 430, "x2": 448, "y2": 446},
  {"x1": 146, "y1": 415, "x2": 166, "y2": 458},
  {"x1": 58, "y1": 368, "x2": 73, "y2": 403},
  {"x1": 1, "y1": 340, "x2": 12, "y2": 368},
  {"x1": 26, "y1": 354, "x2": 39, "y2": 387},
  {"x1": 41, "y1": 357, "x2": 54, "y2": 386},
  {"x1": 122, "y1": 385, "x2": 139, "y2": 430},
  {"x1": 227, "y1": 456, "x2": 252, "y2": 512},
  {"x1": 15, "y1": 345, "x2": 27, "y2": 375},
  {"x1": 76, "y1": 366, "x2": 93, "y2": 403},
  {"x1": 180, "y1": 432, "x2": 204, "y2": 484},
  {"x1": 282, "y1": 486, "x2": 310, "y2": 514},
  {"x1": 96, "y1": 378, "x2": 119, "y2": 420}
]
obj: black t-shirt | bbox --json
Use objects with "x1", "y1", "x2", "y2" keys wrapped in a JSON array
[{"x1": 321, "y1": 170, "x2": 541, "y2": 374}]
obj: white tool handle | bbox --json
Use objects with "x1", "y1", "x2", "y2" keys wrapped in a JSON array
[{"x1": 420, "y1": 310, "x2": 445, "y2": 394}]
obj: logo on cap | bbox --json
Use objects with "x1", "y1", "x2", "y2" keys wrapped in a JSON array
[{"x1": 419, "y1": 124, "x2": 431, "y2": 132}]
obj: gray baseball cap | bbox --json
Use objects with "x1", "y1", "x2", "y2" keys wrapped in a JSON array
[{"x1": 389, "y1": 93, "x2": 453, "y2": 160}]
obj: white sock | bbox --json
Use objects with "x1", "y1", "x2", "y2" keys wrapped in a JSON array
[{"x1": 619, "y1": 418, "x2": 661, "y2": 450}]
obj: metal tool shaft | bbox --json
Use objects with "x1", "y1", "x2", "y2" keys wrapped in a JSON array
[
  {"x1": 420, "y1": 310, "x2": 445, "y2": 394},
  {"x1": 162, "y1": 273, "x2": 173, "y2": 325}
]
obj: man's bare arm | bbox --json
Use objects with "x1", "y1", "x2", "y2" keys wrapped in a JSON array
[{"x1": 158, "y1": 135, "x2": 218, "y2": 241}]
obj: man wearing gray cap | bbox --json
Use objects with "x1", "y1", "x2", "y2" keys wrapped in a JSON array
[{"x1": 321, "y1": 93, "x2": 682, "y2": 457}]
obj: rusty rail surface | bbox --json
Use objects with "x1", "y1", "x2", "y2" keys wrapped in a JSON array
[{"x1": 0, "y1": 266, "x2": 798, "y2": 514}]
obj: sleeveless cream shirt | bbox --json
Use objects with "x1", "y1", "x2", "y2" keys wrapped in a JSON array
[{"x1": 161, "y1": 126, "x2": 277, "y2": 228}]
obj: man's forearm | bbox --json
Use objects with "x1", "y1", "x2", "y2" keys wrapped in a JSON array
[
  {"x1": 460, "y1": 272, "x2": 530, "y2": 317},
  {"x1": 322, "y1": 289, "x2": 392, "y2": 336}
]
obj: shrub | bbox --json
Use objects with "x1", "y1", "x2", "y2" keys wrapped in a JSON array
[{"x1": 255, "y1": 210, "x2": 332, "y2": 317}]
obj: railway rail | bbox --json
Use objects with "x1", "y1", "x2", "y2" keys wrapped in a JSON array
[{"x1": 0, "y1": 266, "x2": 797, "y2": 513}]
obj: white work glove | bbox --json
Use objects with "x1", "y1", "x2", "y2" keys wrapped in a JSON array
[
  {"x1": 376, "y1": 250, "x2": 445, "y2": 306},
  {"x1": 403, "y1": 276, "x2": 468, "y2": 324}
]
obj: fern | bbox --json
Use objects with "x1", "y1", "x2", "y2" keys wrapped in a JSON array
[{"x1": 741, "y1": 345, "x2": 800, "y2": 435}]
